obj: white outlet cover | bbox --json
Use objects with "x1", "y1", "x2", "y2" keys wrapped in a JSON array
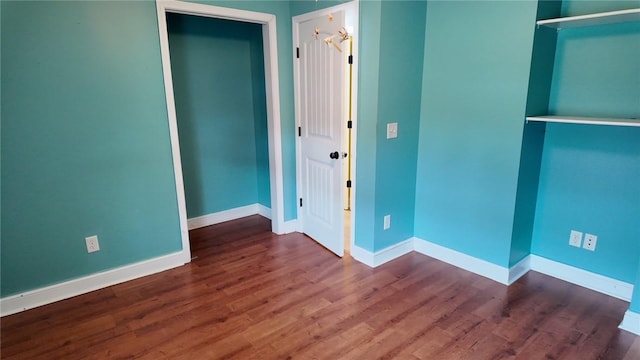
[
  {"x1": 85, "y1": 235, "x2": 100, "y2": 253},
  {"x1": 583, "y1": 233, "x2": 597, "y2": 251},
  {"x1": 569, "y1": 230, "x2": 582, "y2": 247}
]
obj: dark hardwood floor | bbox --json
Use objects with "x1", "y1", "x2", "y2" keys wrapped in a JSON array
[{"x1": 1, "y1": 215, "x2": 638, "y2": 359}]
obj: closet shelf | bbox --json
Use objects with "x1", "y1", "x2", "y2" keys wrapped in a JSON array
[
  {"x1": 537, "y1": 8, "x2": 640, "y2": 29},
  {"x1": 526, "y1": 116, "x2": 640, "y2": 127}
]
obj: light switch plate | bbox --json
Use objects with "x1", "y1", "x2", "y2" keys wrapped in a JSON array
[
  {"x1": 383, "y1": 215, "x2": 391, "y2": 230},
  {"x1": 387, "y1": 123, "x2": 398, "y2": 139},
  {"x1": 569, "y1": 230, "x2": 582, "y2": 248}
]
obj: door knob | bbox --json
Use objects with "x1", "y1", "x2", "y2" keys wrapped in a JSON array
[{"x1": 329, "y1": 151, "x2": 339, "y2": 159}]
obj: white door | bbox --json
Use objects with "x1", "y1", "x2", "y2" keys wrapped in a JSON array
[{"x1": 294, "y1": 10, "x2": 348, "y2": 256}]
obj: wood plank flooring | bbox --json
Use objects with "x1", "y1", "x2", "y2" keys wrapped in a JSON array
[{"x1": 1, "y1": 215, "x2": 638, "y2": 359}]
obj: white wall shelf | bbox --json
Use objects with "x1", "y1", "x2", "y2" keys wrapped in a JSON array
[
  {"x1": 526, "y1": 115, "x2": 640, "y2": 127},
  {"x1": 537, "y1": 8, "x2": 640, "y2": 29}
]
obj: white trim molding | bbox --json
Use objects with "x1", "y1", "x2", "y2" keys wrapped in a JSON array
[
  {"x1": 508, "y1": 256, "x2": 531, "y2": 285},
  {"x1": 351, "y1": 239, "x2": 414, "y2": 268},
  {"x1": 352, "y1": 237, "x2": 518, "y2": 284},
  {"x1": 619, "y1": 310, "x2": 640, "y2": 335},
  {"x1": 529, "y1": 255, "x2": 634, "y2": 301},
  {"x1": 1, "y1": 252, "x2": 186, "y2": 317},
  {"x1": 350, "y1": 238, "x2": 633, "y2": 304},
  {"x1": 412, "y1": 237, "x2": 512, "y2": 285},
  {"x1": 352, "y1": 237, "x2": 521, "y2": 285},
  {"x1": 350, "y1": 245, "x2": 374, "y2": 267},
  {"x1": 187, "y1": 204, "x2": 272, "y2": 230},
  {"x1": 280, "y1": 219, "x2": 301, "y2": 234},
  {"x1": 257, "y1": 204, "x2": 272, "y2": 219}
]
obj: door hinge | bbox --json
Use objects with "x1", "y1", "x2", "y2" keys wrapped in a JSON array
[
  {"x1": 346, "y1": 180, "x2": 352, "y2": 188},
  {"x1": 348, "y1": 55, "x2": 353, "y2": 64},
  {"x1": 296, "y1": 47, "x2": 300, "y2": 59},
  {"x1": 298, "y1": 126, "x2": 301, "y2": 137},
  {"x1": 347, "y1": 120, "x2": 352, "y2": 129},
  {"x1": 299, "y1": 198, "x2": 303, "y2": 207}
]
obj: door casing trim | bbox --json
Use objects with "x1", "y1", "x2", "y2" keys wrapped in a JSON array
[{"x1": 156, "y1": 0, "x2": 286, "y2": 263}]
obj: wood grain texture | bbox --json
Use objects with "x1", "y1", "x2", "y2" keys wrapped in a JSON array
[{"x1": 1, "y1": 215, "x2": 637, "y2": 359}]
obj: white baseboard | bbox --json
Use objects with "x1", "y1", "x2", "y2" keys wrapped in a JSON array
[
  {"x1": 349, "y1": 238, "x2": 635, "y2": 303},
  {"x1": 187, "y1": 203, "x2": 271, "y2": 230},
  {"x1": 351, "y1": 239, "x2": 414, "y2": 268},
  {"x1": 529, "y1": 255, "x2": 633, "y2": 301},
  {"x1": 352, "y1": 237, "x2": 521, "y2": 285},
  {"x1": 257, "y1": 204, "x2": 272, "y2": 219},
  {"x1": 412, "y1": 237, "x2": 511, "y2": 285},
  {"x1": 619, "y1": 310, "x2": 640, "y2": 335},
  {"x1": 508, "y1": 256, "x2": 531, "y2": 285},
  {"x1": 3, "y1": 232, "x2": 634, "y2": 321},
  {"x1": 350, "y1": 244, "x2": 374, "y2": 266},
  {"x1": 0, "y1": 251, "x2": 187, "y2": 317},
  {"x1": 277, "y1": 219, "x2": 300, "y2": 234}
]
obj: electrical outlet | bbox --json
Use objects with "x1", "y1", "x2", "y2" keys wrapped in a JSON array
[
  {"x1": 85, "y1": 235, "x2": 100, "y2": 253},
  {"x1": 583, "y1": 233, "x2": 597, "y2": 251},
  {"x1": 569, "y1": 230, "x2": 582, "y2": 248},
  {"x1": 383, "y1": 215, "x2": 391, "y2": 230}
]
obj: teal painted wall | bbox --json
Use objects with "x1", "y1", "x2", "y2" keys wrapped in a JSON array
[
  {"x1": 509, "y1": 0, "x2": 561, "y2": 267},
  {"x1": 1, "y1": 0, "x2": 299, "y2": 297},
  {"x1": 289, "y1": 0, "x2": 348, "y2": 16},
  {"x1": 510, "y1": 121, "x2": 546, "y2": 266},
  {"x1": 531, "y1": 1, "x2": 640, "y2": 284},
  {"x1": 548, "y1": 23, "x2": 640, "y2": 118},
  {"x1": 372, "y1": 0, "x2": 426, "y2": 251},
  {"x1": 532, "y1": 125, "x2": 640, "y2": 283},
  {"x1": 0, "y1": 1, "x2": 3, "y2": 252},
  {"x1": 632, "y1": 262, "x2": 640, "y2": 312},
  {"x1": 1, "y1": 1, "x2": 182, "y2": 296},
  {"x1": 354, "y1": 0, "x2": 426, "y2": 252},
  {"x1": 353, "y1": 0, "x2": 382, "y2": 252},
  {"x1": 190, "y1": 0, "x2": 298, "y2": 221},
  {"x1": 0, "y1": 0, "x2": 3, "y2": 253},
  {"x1": 3, "y1": 0, "x2": 637, "y2": 307},
  {"x1": 414, "y1": 0, "x2": 538, "y2": 267},
  {"x1": 167, "y1": 14, "x2": 270, "y2": 218},
  {"x1": 561, "y1": 0, "x2": 640, "y2": 16}
]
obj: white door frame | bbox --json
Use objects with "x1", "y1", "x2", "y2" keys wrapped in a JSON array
[
  {"x1": 293, "y1": 1, "x2": 359, "y2": 252},
  {"x1": 156, "y1": 0, "x2": 286, "y2": 264}
]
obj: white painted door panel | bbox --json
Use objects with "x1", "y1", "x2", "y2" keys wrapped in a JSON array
[{"x1": 296, "y1": 10, "x2": 346, "y2": 256}]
